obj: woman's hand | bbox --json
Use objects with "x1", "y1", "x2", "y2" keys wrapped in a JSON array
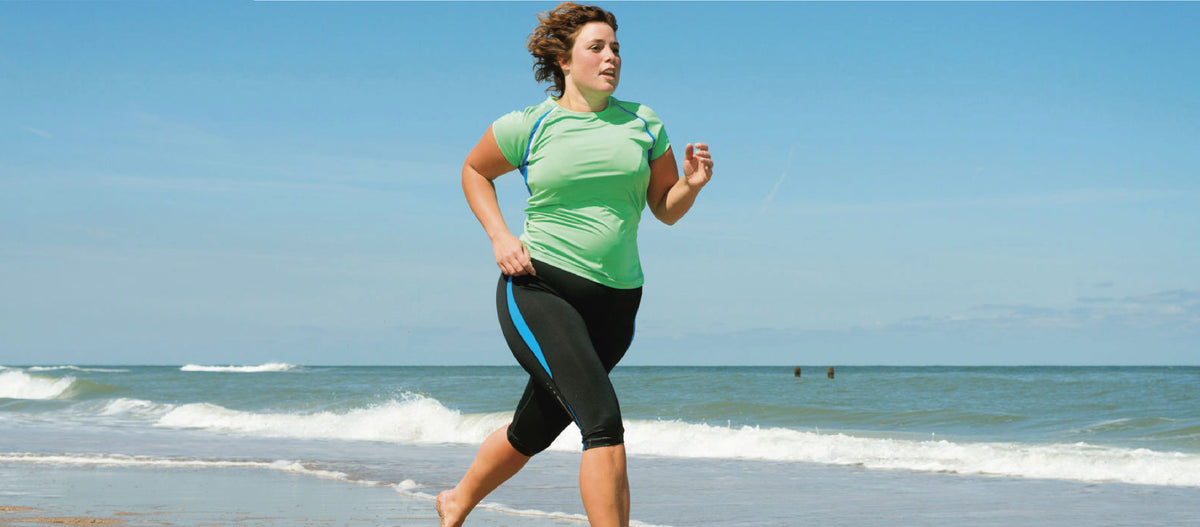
[
  {"x1": 646, "y1": 142, "x2": 714, "y2": 225},
  {"x1": 682, "y1": 142, "x2": 713, "y2": 188},
  {"x1": 492, "y1": 232, "x2": 536, "y2": 277},
  {"x1": 462, "y1": 125, "x2": 530, "y2": 275}
]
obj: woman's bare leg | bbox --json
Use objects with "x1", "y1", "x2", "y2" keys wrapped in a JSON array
[
  {"x1": 437, "y1": 424, "x2": 531, "y2": 527},
  {"x1": 579, "y1": 444, "x2": 630, "y2": 527}
]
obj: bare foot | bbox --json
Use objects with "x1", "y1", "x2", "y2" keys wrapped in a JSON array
[{"x1": 436, "y1": 489, "x2": 464, "y2": 527}]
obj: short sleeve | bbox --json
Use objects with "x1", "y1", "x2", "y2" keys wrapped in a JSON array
[
  {"x1": 642, "y1": 106, "x2": 671, "y2": 161},
  {"x1": 491, "y1": 110, "x2": 529, "y2": 168}
]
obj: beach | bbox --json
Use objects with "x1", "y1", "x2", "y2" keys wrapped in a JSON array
[
  {"x1": 3, "y1": 365, "x2": 1199, "y2": 526},
  {"x1": 4, "y1": 451, "x2": 1200, "y2": 526},
  {"x1": 2, "y1": 462, "x2": 436, "y2": 526},
  {"x1": 6, "y1": 1, "x2": 1199, "y2": 523},
  {"x1": 0, "y1": 459, "x2": 587, "y2": 527},
  {"x1": 0, "y1": 465, "x2": 582, "y2": 526}
]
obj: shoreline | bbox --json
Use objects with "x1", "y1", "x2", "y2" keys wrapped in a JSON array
[
  {"x1": 6, "y1": 452, "x2": 1200, "y2": 526},
  {"x1": 0, "y1": 463, "x2": 583, "y2": 527},
  {"x1": 5, "y1": 364, "x2": 1200, "y2": 526},
  {"x1": 0, "y1": 505, "x2": 123, "y2": 526}
]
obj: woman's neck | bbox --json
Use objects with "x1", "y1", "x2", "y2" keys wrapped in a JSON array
[{"x1": 557, "y1": 88, "x2": 609, "y2": 112}]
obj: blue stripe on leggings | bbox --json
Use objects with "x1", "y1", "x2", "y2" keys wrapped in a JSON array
[{"x1": 506, "y1": 276, "x2": 553, "y2": 379}]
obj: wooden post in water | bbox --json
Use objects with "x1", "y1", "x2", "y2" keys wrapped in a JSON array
[
  {"x1": 827, "y1": 367, "x2": 835, "y2": 379},
  {"x1": 793, "y1": 367, "x2": 802, "y2": 378}
]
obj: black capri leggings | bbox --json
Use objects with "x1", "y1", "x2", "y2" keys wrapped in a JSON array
[{"x1": 496, "y1": 259, "x2": 642, "y2": 456}]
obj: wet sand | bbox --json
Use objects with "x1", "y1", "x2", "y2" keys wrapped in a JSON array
[{"x1": 0, "y1": 463, "x2": 584, "y2": 527}]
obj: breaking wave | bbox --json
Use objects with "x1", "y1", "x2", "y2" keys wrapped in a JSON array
[
  {"x1": 180, "y1": 363, "x2": 299, "y2": 373},
  {"x1": 150, "y1": 392, "x2": 1200, "y2": 487}
]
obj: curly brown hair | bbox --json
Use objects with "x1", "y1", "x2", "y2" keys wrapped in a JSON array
[{"x1": 527, "y1": 3, "x2": 618, "y2": 97}]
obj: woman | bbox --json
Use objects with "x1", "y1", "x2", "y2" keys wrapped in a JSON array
[{"x1": 438, "y1": 3, "x2": 713, "y2": 526}]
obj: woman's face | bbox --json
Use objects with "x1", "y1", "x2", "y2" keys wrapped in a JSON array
[{"x1": 560, "y1": 21, "x2": 620, "y2": 98}]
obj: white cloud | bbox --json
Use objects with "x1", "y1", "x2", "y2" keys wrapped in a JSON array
[
  {"x1": 782, "y1": 188, "x2": 1182, "y2": 215},
  {"x1": 888, "y1": 289, "x2": 1200, "y2": 333},
  {"x1": 759, "y1": 141, "x2": 802, "y2": 214},
  {"x1": 93, "y1": 173, "x2": 377, "y2": 195},
  {"x1": 23, "y1": 127, "x2": 52, "y2": 139}
]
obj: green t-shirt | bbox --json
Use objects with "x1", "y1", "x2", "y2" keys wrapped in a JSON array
[{"x1": 492, "y1": 97, "x2": 671, "y2": 289}]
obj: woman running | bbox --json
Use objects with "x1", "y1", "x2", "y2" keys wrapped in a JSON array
[{"x1": 438, "y1": 3, "x2": 713, "y2": 526}]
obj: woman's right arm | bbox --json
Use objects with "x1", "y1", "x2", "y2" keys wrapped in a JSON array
[{"x1": 461, "y1": 125, "x2": 536, "y2": 276}]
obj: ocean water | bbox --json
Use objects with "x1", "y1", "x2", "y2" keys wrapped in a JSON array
[{"x1": 2, "y1": 364, "x2": 1199, "y2": 526}]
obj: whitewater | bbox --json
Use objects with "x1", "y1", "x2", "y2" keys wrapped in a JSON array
[{"x1": 3, "y1": 364, "x2": 1199, "y2": 526}]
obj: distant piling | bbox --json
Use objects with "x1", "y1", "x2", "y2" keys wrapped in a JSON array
[
  {"x1": 793, "y1": 367, "x2": 802, "y2": 378},
  {"x1": 827, "y1": 367, "x2": 835, "y2": 379}
]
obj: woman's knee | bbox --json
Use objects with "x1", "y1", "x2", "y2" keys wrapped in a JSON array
[
  {"x1": 580, "y1": 409, "x2": 624, "y2": 450},
  {"x1": 507, "y1": 409, "x2": 572, "y2": 456}
]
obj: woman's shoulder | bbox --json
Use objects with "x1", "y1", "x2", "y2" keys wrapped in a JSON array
[
  {"x1": 609, "y1": 98, "x2": 662, "y2": 123},
  {"x1": 496, "y1": 98, "x2": 560, "y2": 124},
  {"x1": 491, "y1": 98, "x2": 561, "y2": 165}
]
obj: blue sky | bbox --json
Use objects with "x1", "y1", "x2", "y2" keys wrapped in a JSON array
[{"x1": 2, "y1": 1, "x2": 1197, "y2": 366}]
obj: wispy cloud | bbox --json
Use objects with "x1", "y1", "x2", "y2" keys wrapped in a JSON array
[
  {"x1": 94, "y1": 174, "x2": 392, "y2": 196},
  {"x1": 10, "y1": 109, "x2": 445, "y2": 197},
  {"x1": 1077, "y1": 289, "x2": 1200, "y2": 307},
  {"x1": 133, "y1": 110, "x2": 231, "y2": 151},
  {"x1": 23, "y1": 127, "x2": 53, "y2": 139},
  {"x1": 785, "y1": 188, "x2": 1182, "y2": 215},
  {"x1": 884, "y1": 289, "x2": 1200, "y2": 333},
  {"x1": 760, "y1": 141, "x2": 802, "y2": 214}
]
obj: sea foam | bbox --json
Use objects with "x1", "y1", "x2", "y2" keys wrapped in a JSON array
[
  {"x1": 0, "y1": 452, "x2": 660, "y2": 526},
  {"x1": 100, "y1": 398, "x2": 172, "y2": 417},
  {"x1": 156, "y1": 393, "x2": 510, "y2": 444},
  {"x1": 0, "y1": 453, "x2": 362, "y2": 483},
  {"x1": 152, "y1": 392, "x2": 1200, "y2": 487},
  {"x1": 180, "y1": 362, "x2": 298, "y2": 373},
  {"x1": 0, "y1": 370, "x2": 77, "y2": 400},
  {"x1": 623, "y1": 419, "x2": 1200, "y2": 487}
]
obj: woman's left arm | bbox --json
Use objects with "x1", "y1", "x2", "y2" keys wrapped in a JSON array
[{"x1": 647, "y1": 142, "x2": 714, "y2": 225}]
